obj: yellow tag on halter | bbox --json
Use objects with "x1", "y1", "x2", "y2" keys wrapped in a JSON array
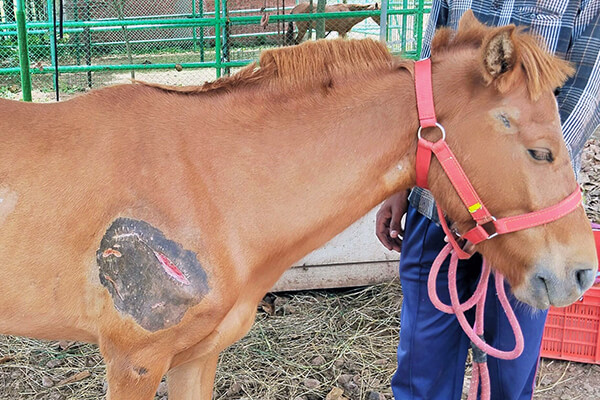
[{"x1": 468, "y1": 203, "x2": 482, "y2": 213}]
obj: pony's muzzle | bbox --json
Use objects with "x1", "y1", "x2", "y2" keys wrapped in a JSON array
[{"x1": 530, "y1": 265, "x2": 597, "y2": 309}]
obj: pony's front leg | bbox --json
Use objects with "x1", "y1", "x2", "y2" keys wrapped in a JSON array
[
  {"x1": 165, "y1": 301, "x2": 259, "y2": 400},
  {"x1": 101, "y1": 338, "x2": 170, "y2": 400},
  {"x1": 104, "y1": 357, "x2": 167, "y2": 400},
  {"x1": 167, "y1": 354, "x2": 220, "y2": 400}
]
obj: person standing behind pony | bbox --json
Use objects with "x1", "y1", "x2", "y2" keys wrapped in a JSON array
[{"x1": 376, "y1": 1, "x2": 600, "y2": 399}]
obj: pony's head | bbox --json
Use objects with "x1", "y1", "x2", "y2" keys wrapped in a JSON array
[{"x1": 425, "y1": 11, "x2": 597, "y2": 309}]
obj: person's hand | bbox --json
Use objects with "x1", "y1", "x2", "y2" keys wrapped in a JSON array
[{"x1": 375, "y1": 190, "x2": 409, "y2": 252}]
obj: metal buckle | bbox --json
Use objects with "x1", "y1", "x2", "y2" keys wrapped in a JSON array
[
  {"x1": 445, "y1": 221, "x2": 477, "y2": 257},
  {"x1": 417, "y1": 122, "x2": 446, "y2": 141},
  {"x1": 478, "y1": 216, "x2": 498, "y2": 240}
]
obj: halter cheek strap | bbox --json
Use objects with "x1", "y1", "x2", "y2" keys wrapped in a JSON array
[{"x1": 414, "y1": 58, "x2": 437, "y2": 189}]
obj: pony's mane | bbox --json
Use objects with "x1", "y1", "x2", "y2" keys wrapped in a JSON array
[
  {"x1": 138, "y1": 39, "x2": 393, "y2": 95},
  {"x1": 431, "y1": 22, "x2": 574, "y2": 100},
  {"x1": 138, "y1": 16, "x2": 571, "y2": 100}
]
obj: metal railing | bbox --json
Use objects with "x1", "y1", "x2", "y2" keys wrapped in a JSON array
[{"x1": 0, "y1": 0, "x2": 430, "y2": 101}]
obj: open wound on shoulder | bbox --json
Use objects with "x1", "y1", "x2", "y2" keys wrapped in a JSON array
[{"x1": 97, "y1": 218, "x2": 210, "y2": 332}]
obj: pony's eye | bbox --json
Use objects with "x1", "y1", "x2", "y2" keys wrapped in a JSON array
[{"x1": 528, "y1": 148, "x2": 554, "y2": 163}]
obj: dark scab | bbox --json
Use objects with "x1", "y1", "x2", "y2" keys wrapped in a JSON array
[
  {"x1": 498, "y1": 113, "x2": 511, "y2": 128},
  {"x1": 494, "y1": 112, "x2": 511, "y2": 129},
  {"x1": 134, "y1": 366, "x2": 148, "y2": 376},
  {"x1": 97, "y1": 218, "x2": 210, "y2": 332}
]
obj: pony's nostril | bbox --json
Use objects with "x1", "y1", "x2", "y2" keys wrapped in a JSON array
[
  {"x1": 533, "y1": 273, "x2": 549, "y2": 292},
  {"x1": 530, "y1": 267, "x2": 596, "y2": 307},
  {"x1": 575, "y1": 268, "x2": 595, "y2": 292}
]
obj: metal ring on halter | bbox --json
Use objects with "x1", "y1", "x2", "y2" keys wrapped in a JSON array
[{"x1": 417, "y1": 122, "x2": 446, "y2": 141}]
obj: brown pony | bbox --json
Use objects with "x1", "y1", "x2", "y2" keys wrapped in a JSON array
[
  {"x1": 285, "y1": 2, "x2": 380, "y2": 45},
  {"x1": 0, "y1": 11, "x2": 595, "y2": 399}
]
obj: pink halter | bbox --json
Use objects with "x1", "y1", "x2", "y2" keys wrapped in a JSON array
[{"x1": 413, "y1": 58, "x2": 582, "y2": 400}]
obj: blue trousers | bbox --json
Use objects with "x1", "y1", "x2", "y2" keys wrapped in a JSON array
[{"x1": 391, "y1": 207, "x2": 547, "y2": 400}]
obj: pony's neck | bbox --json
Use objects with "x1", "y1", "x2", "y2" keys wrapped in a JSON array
[{"x1": 203, "y1": 67, "x2": 419, "y2": 292}]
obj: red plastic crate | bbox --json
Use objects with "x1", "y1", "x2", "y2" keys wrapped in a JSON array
[
  {"x1": 541, "y1": 286, "x2": 600, "y2": 364},
  {"x1": 540, "y1": 229, "x2": 600, "y2": 364}
]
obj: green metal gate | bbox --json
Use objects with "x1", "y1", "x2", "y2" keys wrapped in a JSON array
[{"x1": 0, "y1": 0, "x2": 430, "y2": 101}]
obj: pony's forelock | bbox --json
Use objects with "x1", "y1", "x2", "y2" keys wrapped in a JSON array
[{"x1": 515, "y1": 33, "x2": 574, "y2": 100}]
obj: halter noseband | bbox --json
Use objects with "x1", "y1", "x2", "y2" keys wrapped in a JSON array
[{"x1": 413, "y1": 58, "x2": 583, "y2": 400}]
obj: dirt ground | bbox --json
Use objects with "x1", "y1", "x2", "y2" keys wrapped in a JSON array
[
  {"x1": 1, "y1": 280, "x2": 600, "y2": 400},
  {"x1": 0, "y1": 93, "x2": 599, "y2": 398}
]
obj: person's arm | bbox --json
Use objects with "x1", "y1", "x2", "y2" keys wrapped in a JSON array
[{"x1": 557, "y1": 2, "x2": 600, "y2": 170}]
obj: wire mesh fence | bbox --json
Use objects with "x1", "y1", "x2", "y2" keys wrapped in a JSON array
[{"x1": 0, "y1": 0, "x2": 430, "y2": 101}]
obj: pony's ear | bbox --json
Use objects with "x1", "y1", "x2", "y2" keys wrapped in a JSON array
[
  {"x1": 458, "y1": 9, "x2": 484, "y2": 31},
  {"x1": 433, "y1": 10, "x2": 486, "y2": 53},
  {"x1": 480, "y1": 25, "x2": 519, "y2": 90}
]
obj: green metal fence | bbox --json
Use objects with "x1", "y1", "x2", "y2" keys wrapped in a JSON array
[{"x1": 0, "y1": 0, "x2": 430, "y2": 101}]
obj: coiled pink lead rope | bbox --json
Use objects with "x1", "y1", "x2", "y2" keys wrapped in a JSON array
[
  {"x1": 426, "y1": 205, "x2": 524, "y2": 400},
  {"x1": 427, "y1": 246, "x2": 525, "y2": 399}
]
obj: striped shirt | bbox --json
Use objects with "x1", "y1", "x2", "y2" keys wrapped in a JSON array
[{"x1": 410, "y1": 0, "x2": 600, "y2": 223}]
